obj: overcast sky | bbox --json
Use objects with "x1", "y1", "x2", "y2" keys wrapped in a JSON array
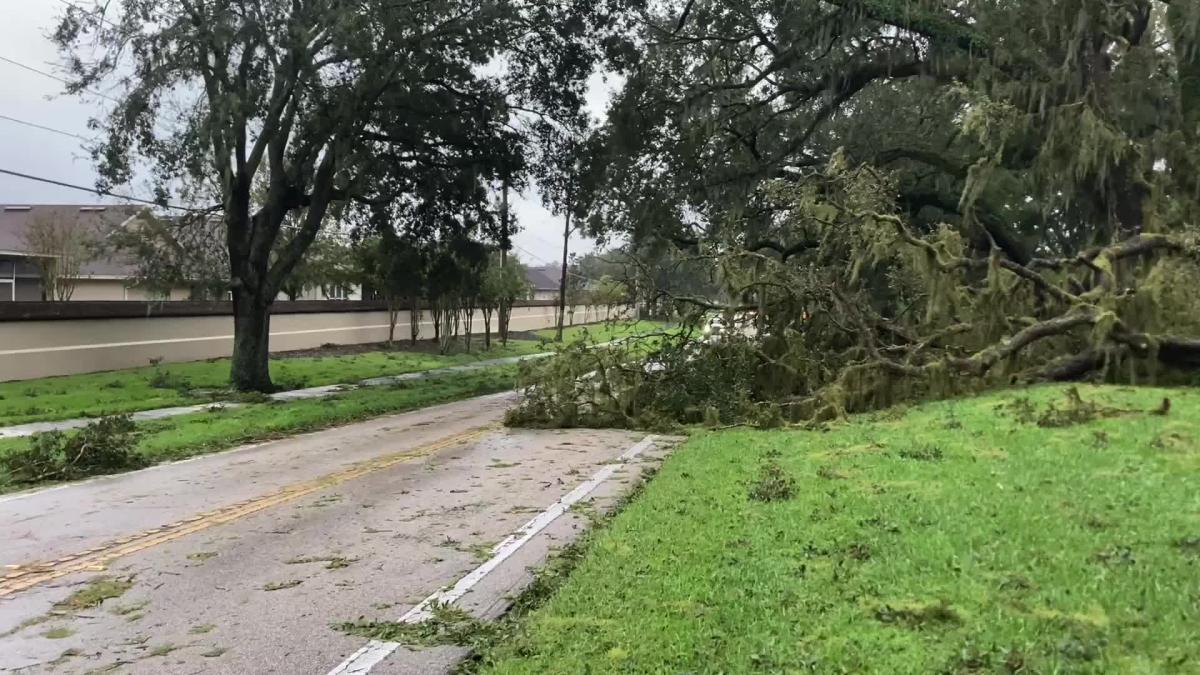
[{"x1": 0, "y1": 2, "x2": 606, "y2": 267}]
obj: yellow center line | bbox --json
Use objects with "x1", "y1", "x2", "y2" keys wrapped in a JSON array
[{"x1": 0, "y1": 424, "x2": 497, "y2": 598}]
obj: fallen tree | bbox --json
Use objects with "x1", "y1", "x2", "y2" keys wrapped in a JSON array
[{"x1": 510, "y1": 161, "x2": 1200, "y2": 429}]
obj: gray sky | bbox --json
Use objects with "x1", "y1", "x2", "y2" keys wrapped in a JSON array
[{"x1": 0, "y1": 2, "x2": 605, "y2": 267}]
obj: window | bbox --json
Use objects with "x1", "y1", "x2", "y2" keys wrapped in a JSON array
[
  {"x1": 0, "y1": 261, "x2": 14, "y2": 301},
  {"x1": 322, "y1": 284, "x2": 351, "y2": 301}
]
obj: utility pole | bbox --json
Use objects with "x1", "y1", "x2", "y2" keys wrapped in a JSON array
[{"x1": 556, "y1": 181, "x2": 573, "y2": 342}]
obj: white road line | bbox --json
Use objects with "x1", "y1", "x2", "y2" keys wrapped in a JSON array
[{"x1": 326, "y1": 435, "x2": 660, "y2": 675}]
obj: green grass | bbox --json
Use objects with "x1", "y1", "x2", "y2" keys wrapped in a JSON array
[
  {"x1": 0, "y1": 319, "x2": 667, "y2": 428},
  {"x1": 0, "y1": 367, "x2": 517, "y2": 492},
  {"x1": 537, "y1": 319, "x2": 668, "y2": 345},
  {"x1": 477, "y1": 384, "x2": 1200, "y2": 674},
  {"x1": 0, "y1": 340, "x2": 544, "y2": 427}
]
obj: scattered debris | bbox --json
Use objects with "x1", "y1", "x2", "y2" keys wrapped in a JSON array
[
  {"x1": 55, "y1": 577, "x2": 134, "y2": 611},
  {"x1": 748, "y1": 461, "x2": 796, "y2": 502},
  {"x1": 40, "y1": 626, "x2": 75, "y2": 639},
  {"x1": 874, "y1": 600, "x2": 961, "y2": 627},
  {"x1": 1001, "y1": 387, "x2": 1171, "y2": 428}
]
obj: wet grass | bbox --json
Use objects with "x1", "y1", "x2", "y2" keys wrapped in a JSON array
[
  {"x1": 0, "y1": 367, "x2": 518, "y2": 492},
  {"x1": 0, "y1": 320, "x2": 664, "y2": 427},
  {"x1": 475, "y1": 384, "x2": 1200, "y2": 674},
  {"x1": 0, "y1": 342, "x2": 540, "y2": 427}
]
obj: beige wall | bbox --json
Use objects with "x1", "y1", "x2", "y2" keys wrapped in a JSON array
[
  {"x1": 0, "y1": 304, "x2": 631, "y2": 381},
  {"x1": 70, "y1": 279, "x2": 192, "y2": 302}
]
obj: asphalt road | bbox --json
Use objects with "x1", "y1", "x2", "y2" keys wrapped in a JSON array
[{"x1": 0, "y1": 392, "x2": 666, "y2": 674}]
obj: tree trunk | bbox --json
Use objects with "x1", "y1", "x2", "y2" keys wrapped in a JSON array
[
  {"x1": 556, "y1": 208, "x2": 571, "y2": 342},
  {"x1": 463, "y1": 302, "x2": 475, "y2": 353},
  {"x1": 499, "y1": 299, "x2": 511, "y2": 345},
  {"x1": 230, "y1": 288, "x2": 273, "y2": 391},
  {"x1": 410, "y1": 298, "x2": 421, "y2": 345},
  {"x1": 387, "y1": 300, "x2": 398, "y2": 346},
  {"x1": 483, "y1": 308, "x2": 493, "y2": 350}
]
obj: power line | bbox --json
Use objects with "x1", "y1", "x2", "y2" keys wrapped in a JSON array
[
  {"x1": 0, "y1": 55, "x2": 119, "y2": 103},
  {"x1": 0, "y1": 114, "x2": 91, "y2": 142},
  {"x1": 0, "y1": 168, "x2": 208, "y2": 212}
]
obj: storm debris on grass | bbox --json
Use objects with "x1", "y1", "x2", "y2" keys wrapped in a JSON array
[
  {"x1": 1000, "y1": 386, "x2": 1171, "y2": 428},
  {"x1": 747, "y1": 460, "x2": 795, "y2": 502},
  {"x1": 55, "y1": 577, "x2": 134, "y2": 611}
]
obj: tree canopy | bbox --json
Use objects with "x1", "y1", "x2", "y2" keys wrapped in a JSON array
[
  {"x1": 512, "y1": 0, "x2": 1200, "y2": 429},
  {"x1": 57, "y1": 0, "x2": 636, "y2": 390}
]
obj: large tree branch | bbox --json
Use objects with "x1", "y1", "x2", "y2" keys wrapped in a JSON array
[{"x1": 818, "y1": 0, "x2": 992, "y2": 55}]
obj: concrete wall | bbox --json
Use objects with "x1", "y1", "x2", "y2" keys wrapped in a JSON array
[{"x1": 0, "y1": 303, "x2": 629, "y2": 382}]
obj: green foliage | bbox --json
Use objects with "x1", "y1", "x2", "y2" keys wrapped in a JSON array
[
  {"x1": 278, "y1": 228, "x2": 360, "y2": 301},
  {"x1": 481, "y1": 253, "x2": 532, "y2": 314},
  {"x1": 516, "y1": 152, "x2": 1200, "y2": 429},
  {"x1": 507, "y1": 325, "x2": 756, "y2": 430},
  {"x1": 1, "y1": 416, "x2": 142, "y2": 485}
]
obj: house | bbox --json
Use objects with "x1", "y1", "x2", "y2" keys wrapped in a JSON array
[
  {"x1": 0, "y1": 204, "x2": 171, "y2": 301},
  {"x1": 0, "y1": 204, "x2": 360, "y2": 302},
  {"x1": 525, "y1": 264, "x2": 562, "y2": 302}
]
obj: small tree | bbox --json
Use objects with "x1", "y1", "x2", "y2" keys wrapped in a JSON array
[
  {"x1": 594, "y1": 275, "x2": 629, "y2": 319},
  {"x1": 358, "y1": 230, "x2": 427, "y2": 345},
  {"x1": 454, "y1": 238, "x2": 488, "y2": 353},
  {"x1": 107, "y1": 211, "x2": 229, "y2": 300},
  {"x1": 278, "y1": 226, "x2": 358, "y2": 301},
  {"x1": 481, "y1": 251, "x2": 531, "y2": 349},
  {"x1": 22, "y1": 212, "x2": 99, "y2": 301}
]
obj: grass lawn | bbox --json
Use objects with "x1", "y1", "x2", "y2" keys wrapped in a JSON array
[
  {"x1": 541, "y1": 319, "x2": 669, "y2": 345},
  {"x1": 0, "y1": 366, "x2": 518, "y2": 492},
  {"x1": 476, "y1": 384, "x2": 1200, "y2": 673},
  {"x1": 0, "y1": 320, "x2": 667, "y2": 427},
  {"x1": 0, "y1": 341, "x2": 538, "y2": 427}
]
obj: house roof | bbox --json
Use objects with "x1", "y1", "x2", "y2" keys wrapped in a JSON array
[
  {"x1": 0, "y1": 204, "x2": 146, "y2": 278},
  {"x1": 525, "y1": 264, "x2": 561, "y2": 291}
]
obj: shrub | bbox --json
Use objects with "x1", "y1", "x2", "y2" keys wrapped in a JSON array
[{"x1": 1, "y1": 415, "x2": 143, "y2": 485}]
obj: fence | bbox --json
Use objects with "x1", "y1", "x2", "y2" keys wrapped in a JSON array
[{"x1": 0, "y1": 300, "x2": 624, "y2": 381}]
